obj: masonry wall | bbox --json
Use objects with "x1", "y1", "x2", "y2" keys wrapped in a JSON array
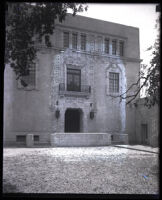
[
  {"x1": 135, "y1": 98, "x2": 159, "y2": 147},
  {"x1": 4, "y1": 14, "x2": 141, "y2": 145},
  {"x1": 4, "y1": 50, "x2": 54, "y2": 145},
  {"x1": 125, "y1": 61, "x2": 140, "y2": 143},
  {"x1": 51, "y1": 50, "x2": 127, "y2": 135}
]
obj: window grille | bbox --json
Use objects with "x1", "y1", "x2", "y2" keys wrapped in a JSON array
[
  {"x1": 72, "y1": 33, "x2": 77, "y2": 49},
  {"x1": 109, "y1": 72, "x2": 119, "y2": 93},
  {"x1": 16, "y1": 135, "x2": 26, "y2": 143},
  {"x1": 112, "y1": 40, "x2": 117, "y2": 55},
  {"x1": 105, "y1": 38, "x2": 109, "y2": 54},
  {"x1": 81, "y1": 34, "x2": 86, "y2": 50},
  {"x1": 34, "y1": 135, "x2": 39, "y2": 142},
  {"x1": 63, "y1": 32, "x2": 69, "y2": 48},
  {"x1": 67, "y1": 68, "x2": 81, "y2": 92}
]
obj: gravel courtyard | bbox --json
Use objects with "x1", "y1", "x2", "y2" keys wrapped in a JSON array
[{"x1": 3, "y1": 146, "x2": 159, "y2": 194}]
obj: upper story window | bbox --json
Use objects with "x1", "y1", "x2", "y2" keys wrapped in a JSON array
[
  {"x1": 18, "y1": 64, "x2": 36, "y2": 90},
  {"x1": 104, "y1": 38, "x2": 109, "y2": 54},
  {"x1": 109, "y1": 72, "x2": 119, "y2": 93},
  {"x1": 72, "y1": 33, "x2": 77, "y2": 49},
  {"x1": 119, "y1": 41, "x2": 124, "y2": 56},
  {"x1": 81, "y1": 34, "x2": 86, "y2": 50},
  {"x1": 63, "y1": 32, "x2": 69, "y2": 48},
  {"x1": 112, "y1": 40, "x2": 117, "y2": 55},
  {"x1": 67, "y1": 68, "x2": 81, "y2": 92}
]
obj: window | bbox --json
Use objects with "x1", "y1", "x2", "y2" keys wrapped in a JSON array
[
  {"x1": 34, "y1": 135, "x2": 39, "y2": 142},
  {"x1": 18, "y1": 64, "x2": 36, "y2": 89},
  {"x1": 109, "y1": 72, "x2": 119, "y2": 93},
  {"x1": 72, "y1": 33, "x2": 77, "y2": 49},
  {"x1": 90, "y1": 35, "x2": 95, "y2": 51},
  {"x1": 81, "y1": 34, "x2": 86, "y2": 50},
  {"x1": 119, "y1": 41, "x2": 124, "y2": 56},
  {"x1": 67, "y1": 68, "x2": 81, "y2": 92},
  {"x1": 97, "y1": 36, "x2": 102, "y2": 52},
  {"x1": 16, "y1": 135, "x2": 26, "y2": 143},
  {"x1": 63, "y1": 32, "x2": 69, "y2": 48},
  {"x1": 112, "y1": 40, "x2": 117, "y2": 55},
  {"x1": 104, "y1": 38, "x2": 109, "y2": 54}
]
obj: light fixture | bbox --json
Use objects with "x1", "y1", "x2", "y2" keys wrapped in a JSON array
[
  {"x1": 89, "y1": 103, "x2": 94, "y2": 119},
  {"x1": 55, "y1": 100, "x2": 60, "y2": 119}
]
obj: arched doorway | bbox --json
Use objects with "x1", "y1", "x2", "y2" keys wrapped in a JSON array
[{"x1": 65, "y1": 109, "x2": 83, "y2": 132}]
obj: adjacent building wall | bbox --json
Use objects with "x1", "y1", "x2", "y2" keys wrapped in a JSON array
[{"x1": 135, "y1": 98, "x2": 159, "y2": 147}]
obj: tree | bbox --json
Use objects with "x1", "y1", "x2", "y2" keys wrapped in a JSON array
[
  {"x1": 5, "y1": 3, "x2": 88, "y2": 86},
  {"x1": 109, "y1": 9, "x2": 160, "y2": 108}
]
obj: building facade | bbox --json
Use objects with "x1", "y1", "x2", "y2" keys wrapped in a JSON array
[{"x1": 4, "y1": 14, "x2": 141, "y2": 146}]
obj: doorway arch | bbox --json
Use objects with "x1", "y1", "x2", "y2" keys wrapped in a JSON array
[{"x1": 64, "y1": 108, "x2": 83, "y2": 132}]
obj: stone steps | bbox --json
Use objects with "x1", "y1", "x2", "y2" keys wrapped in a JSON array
[{"x1": 50, "y1": 133, "x2": 111, "y2": 147}]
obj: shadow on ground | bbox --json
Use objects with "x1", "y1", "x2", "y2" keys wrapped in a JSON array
[{"x1": 3, "y1": 180, "x2": 20, "y2": 193}]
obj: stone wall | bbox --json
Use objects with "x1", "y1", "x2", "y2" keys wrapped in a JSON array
[
  {"x1": 50, "y1": 48, "x2": 129, "y2": 137},
  {"x1": 4, "y1": 14, "x2": 141, "y2": 146},
  {"x1": 135, "y1": 98, "x2": 159, "y2": 147}
]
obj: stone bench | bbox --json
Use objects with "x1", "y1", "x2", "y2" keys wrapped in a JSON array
[{"x1": 50, "y1": 133, "x2": 111, "y2": 147}]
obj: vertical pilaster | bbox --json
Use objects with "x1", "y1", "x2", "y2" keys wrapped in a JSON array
[
  {"x1": 83, "y1": 111, "x2": 88, "y2": 132},
  {"x1": 59, "y1": 108, "x2": 65, "y2": 132}
]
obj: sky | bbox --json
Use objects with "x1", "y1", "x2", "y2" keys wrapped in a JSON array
[{"x1": 77, "y1": 3, "x2": 159, "y2": 65}]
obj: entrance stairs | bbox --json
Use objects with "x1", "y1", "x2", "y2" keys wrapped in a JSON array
[{"x1": 50, "y1": 133, "x2": 112, "y2": 147}]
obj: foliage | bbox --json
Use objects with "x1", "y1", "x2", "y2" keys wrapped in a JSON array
[
  {"x1": 5, "y1": 3, "x2": 88, "y2": 86},
  {"x1": 144, "y1": 18, "x2": 160, "y2": 107},
  {"x1": 110, "y1": 14, "x2": 160, "y2": 108},
  {"x1": 139, "y1": 14, "x2": 160, "y2": 108}
]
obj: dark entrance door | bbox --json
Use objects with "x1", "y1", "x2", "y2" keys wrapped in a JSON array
[{"x1": 65, "y1": 109, "x2": 80, "y2": 132}]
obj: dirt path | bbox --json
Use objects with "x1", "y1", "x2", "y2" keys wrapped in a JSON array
[{"x1": 3, "y1": 146, "x2": 159, "y2": 194}]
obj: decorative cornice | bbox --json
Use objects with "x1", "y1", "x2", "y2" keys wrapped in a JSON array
[{"x1": 36, "y1": 45, "x2": 141, "y2": 63}]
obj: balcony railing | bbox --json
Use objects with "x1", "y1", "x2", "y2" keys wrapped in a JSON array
[{"x1": 59, "y1": 83, "x2": 91, "y2": 96}]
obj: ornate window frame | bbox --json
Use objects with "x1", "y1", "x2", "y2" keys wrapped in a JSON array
[{"x1": 106, "y1": 63, "x2": 122, "y2": 96}]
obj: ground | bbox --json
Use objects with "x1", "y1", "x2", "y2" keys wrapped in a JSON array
[{"x1": 3, "y1": 145, "x2": 159, "y2": 194}]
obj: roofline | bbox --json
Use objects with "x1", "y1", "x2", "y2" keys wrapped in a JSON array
[
  {"x1": 66, "y1": 13, "x2": 139, "y2": 30},
  {"x1": 55, "y1": 24, "x2": 128, "y2": 40}
]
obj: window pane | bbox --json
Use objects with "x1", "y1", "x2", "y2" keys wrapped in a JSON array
[
  {"x1": 72, "y1": 33, "x2": 77, "y2": 49},
  {"x1": 109, "y1": 72, "x2": 119, "y2": 92},
  {"x1": 119, "y1": 41, "x2": 124, "y2": 56},
  {"x1": 34, "y1": 135, "x2": 39, "y2": 142},
  {"x1": 64, "y1": 32, "x2": 69, "y2": 48},
  {"x1": 67, "y1": 68, "x2": 81, "y2": 91},
  {"x1": 81, "y1": 34, "x2": 86, "y2": 50},
  {"x1": 67, "y1": 74, "x2": 73, "y2": 85},
  {"x1": 16, "y1": 135, "x2": 26, "y2": 142},
  {"x1": 97, "y1": 36, "x2": 102, "y2": 52},
  {"x1": 112, "y1": 40, "x2": 117, "y2": 55},
  {"x1": 105, "y1": 38, "x2": 109, "y2": 53}
]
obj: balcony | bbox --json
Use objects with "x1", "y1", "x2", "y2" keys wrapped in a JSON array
[{"x1": 59, "y1": 83, "x2": 91, "y2": 97}]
